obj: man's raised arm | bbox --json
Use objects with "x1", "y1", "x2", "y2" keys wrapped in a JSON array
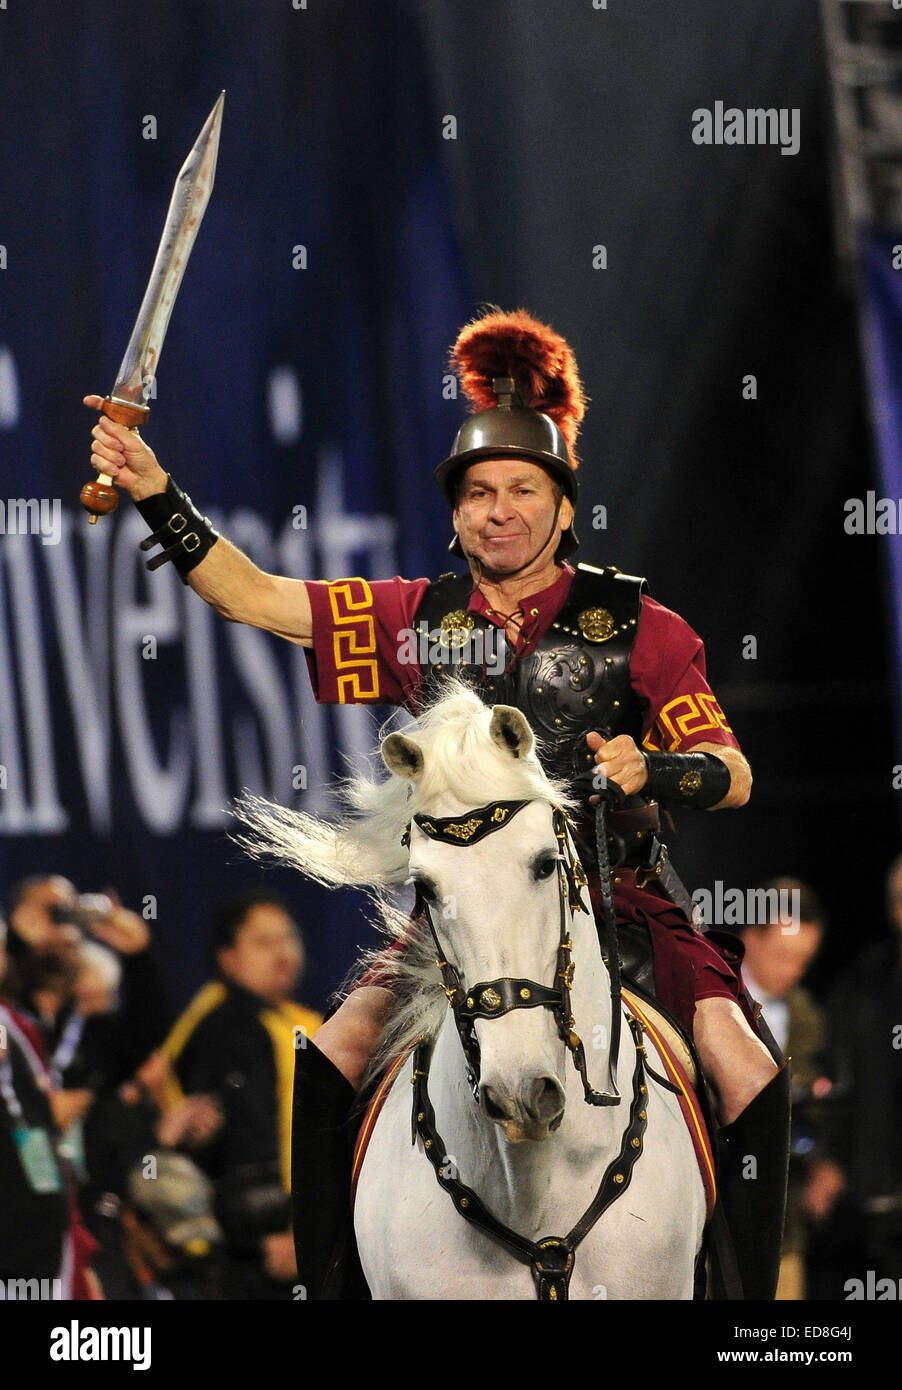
[{"x1": 85, "y1": 398, "x2": 313, "y2": 646}]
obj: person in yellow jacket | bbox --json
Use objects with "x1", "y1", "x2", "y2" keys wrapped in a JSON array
[{"x1": 156, "y1": 891, "x2": 321, "y2": 1298}]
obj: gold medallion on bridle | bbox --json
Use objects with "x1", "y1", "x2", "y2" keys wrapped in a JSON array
[
  {"x1": 577, "y1": 607, "x2": 616, "y2": 643},
  {"x1": 440, "y1": 610, "x2": 475, "y2": 647},
  {"x1": 480, "y1": 988, "x2": 502, "y2": 1010},
  {"x1": 445, "y1": 817, "x2": 482, "y2": 840}
]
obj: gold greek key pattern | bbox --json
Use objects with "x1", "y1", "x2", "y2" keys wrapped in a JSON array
[
  {"x1": 328, "y1": 578, "x2": 380, "y2": 702},
  {"x1": 649, "y1": 691, "x2": 733, "y2": 751}
]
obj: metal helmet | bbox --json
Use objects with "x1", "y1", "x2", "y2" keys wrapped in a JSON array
[{"x1": 435, "y1": 377, "x2": 580, "y2": 559}]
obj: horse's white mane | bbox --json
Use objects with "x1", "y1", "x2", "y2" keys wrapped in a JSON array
[
  {"x1": 231, "y1": 682, "x2": 572, "y2": 889},
  {"x1": 230, "y1": 681, "x2": 575, "y2": 1084}
]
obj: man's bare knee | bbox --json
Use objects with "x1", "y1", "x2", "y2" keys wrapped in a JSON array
[
  {"x1": 313, "y1": 985, "x2": 395, "y2": 1090},
  {"x1": 694, "y1": 996, "x2": 779, "y2": 1124}
]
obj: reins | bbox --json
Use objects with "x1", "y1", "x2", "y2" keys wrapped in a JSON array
[
  {"x1": 410, "y1": 1017, "x2": 649, "y2": 1300},
  {"x1": 400, "y1": 792, "x2": 653, "y2": 1300},
  {"x1": 405, "y1": 800, "x2": 622, "y2": 1106}
]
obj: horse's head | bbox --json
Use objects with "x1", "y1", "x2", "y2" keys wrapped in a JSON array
[{"x1": 382, "y1": 699, "x2": 589, "y2": 1144}]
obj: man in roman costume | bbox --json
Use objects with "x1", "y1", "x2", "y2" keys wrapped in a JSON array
[{"x1": 86, "y1": 307, "x2": 789, "y2": 1300}]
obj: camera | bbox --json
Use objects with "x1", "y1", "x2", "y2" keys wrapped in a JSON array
[{"x1": 49, "y1": 893, "x2": 113, "y2": 930}]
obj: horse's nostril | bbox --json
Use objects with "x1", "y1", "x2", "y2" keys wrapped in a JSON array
[
  {"x1": 481, "y1": 1086, "x2": 511, "y2": 1121},
  {"x1": 482, "y1": 1079, "x2": 565, "y2": 1129},
  {"x1": 524, "y1": 1076, "x2": 565, "y2": 1126}
]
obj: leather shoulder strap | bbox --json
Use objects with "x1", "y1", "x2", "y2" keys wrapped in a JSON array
[
  {"x1": 571, "y1": 562, "x2": 648, "y2": 606},
  {"x1": 551, "y1": 562, "x2": 647, "y2": 646},
  {"x1": 414, "y1": 570, "x2": 474, "y2": 632}
]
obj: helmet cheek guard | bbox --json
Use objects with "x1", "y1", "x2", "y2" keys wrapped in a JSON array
[{"x1": 437, "y1": 377, "x2": 580, "y2": 560}]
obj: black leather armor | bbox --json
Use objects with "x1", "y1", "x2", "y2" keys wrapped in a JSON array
[
  {"x1": 415, "y1": 562, "x2": 647, "y2": 787},
  {"x1": 414, "y1": 561, "x2": 695, "y2": 951}
]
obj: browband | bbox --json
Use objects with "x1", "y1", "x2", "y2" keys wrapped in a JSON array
[{"x1": 411, "y1": 799, "x2": 530, "y2": 846}]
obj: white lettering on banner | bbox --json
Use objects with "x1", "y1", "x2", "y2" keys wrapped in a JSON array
[
  {"x1": 316, "y1": 448, "x2": 398, "y2": 774},
  {"x1": 0, "y1": 346, "x2": 21, "y2": 430},
  {"x1": 0, "y1": 448, "x2": 399, "y2": 836},
  {"x1": 225, "y1": 509, "x2": 296, "y2": 803},
  {"x1": 182, "y1": 550, "x2": 230, "y2": 829},
  {"x1": 317, "y1": 447, "x2": 398, "y2": 585},
  {"x1": 278, "y1": 519, "x2": 331, "y2": 818},
  {"x1": 0, "y1": 536, "x2": 67, "y2": 831},
  {"x1": 113, "y1": 512, "x2": 192, "y2": 834},
  {"x1": 0, "y1": 549, "x2": 28, "y2": 826},
  {"x1": 44, "y1": 511, "x2": 112, "y2": 832}
]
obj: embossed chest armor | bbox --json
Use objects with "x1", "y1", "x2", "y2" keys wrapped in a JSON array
[{"x1": 415, "y1": 563, "x2": 648, "y2": 787}]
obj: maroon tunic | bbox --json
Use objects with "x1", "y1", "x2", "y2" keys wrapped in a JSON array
[{"x1": 304, "y1": 564, "x2": 745, "y2": 1034}]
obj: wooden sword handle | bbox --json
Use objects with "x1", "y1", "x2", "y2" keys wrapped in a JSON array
[{"x1": 81, "y1": 397, "x2": 151, "y2": 524}]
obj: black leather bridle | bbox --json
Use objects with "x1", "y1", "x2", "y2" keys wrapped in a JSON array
[
  {"x1": 403, "y1": 797, "x2": 622, "y2": 1108},
  {"x1": 397, "y1": 793, "x2": 674, "y2": 1300}
]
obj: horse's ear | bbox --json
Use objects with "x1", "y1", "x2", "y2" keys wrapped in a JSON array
[
  {"x1": 489, "y1": 705, "x2": 534, "y2": 759},
  {"x1": 381, "y1": 732, "x2": 425, "y2": 781}
]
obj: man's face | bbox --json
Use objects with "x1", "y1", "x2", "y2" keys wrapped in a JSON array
[
  {"x1": 217, "y1": 904, "x2": 304, "y2": 1005},
  {"x1": 12, "y1": 877, "x2": 82, "y2": 970},
  {"x1": 741, "y1": 920, "x2": 823, "y2": 998},
  {"x1": 452, "y1": 458, "x2": 573, "y2": 575}
]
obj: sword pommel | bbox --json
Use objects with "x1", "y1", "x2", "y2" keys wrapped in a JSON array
[{"x1": 81, "y1": 397, "x2": 152, "y2": 522}]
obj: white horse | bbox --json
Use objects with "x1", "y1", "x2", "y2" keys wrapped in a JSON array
[{"x1": 235, "y1": 686, "x2": 706, "y2": 1300}]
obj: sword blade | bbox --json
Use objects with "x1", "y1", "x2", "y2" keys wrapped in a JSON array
[{"x1": 110, "y1": 90, "x2": 225, "y2": 407}]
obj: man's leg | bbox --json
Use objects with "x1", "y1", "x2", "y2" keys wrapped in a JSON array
[
  {"x1": 694, "y1": 995, "x2": 791, "y2": 1299},
  {"x1": 313, "y1": 985, "x2": 397, "y2": 1088},
  {"x1": 694, "y1": 996, "x2": 778, "y2": 1123},
  {"x1": 292, "y1": 985, "x2": 396, "y2": 1299}
]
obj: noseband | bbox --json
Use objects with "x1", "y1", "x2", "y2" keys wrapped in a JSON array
[
  {"x1": 402, "y1": 798, "x2": 621, "y2": 1107},
  {"x1": 401, "y1": 794, "x2": 652, "y2": 1301}
]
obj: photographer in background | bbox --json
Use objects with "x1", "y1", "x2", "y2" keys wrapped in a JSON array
[
  {"x1": 5, "y1": 875, "x2": 172, "y2": 1287},
  {"x1": 7, "y1": 875, "x2": 171, "y2": 1099},
  {"x1": 0, "y1": 913, "x2": 100, "y2": 1297}
]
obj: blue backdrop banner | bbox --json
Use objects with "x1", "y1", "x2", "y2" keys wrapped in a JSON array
[{"x1": 0, "y1": 0, "x2": 473, "y2": 1010}]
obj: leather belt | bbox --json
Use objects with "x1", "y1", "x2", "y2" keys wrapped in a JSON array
[
  {"x1": 605, "y1": 802, "x2": 661, "y2": 836},
  {"x1": 610, "y1": 839, "x2": 697, "y2": 924}
]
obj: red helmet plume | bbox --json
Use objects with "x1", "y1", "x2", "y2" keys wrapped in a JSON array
[{"x1": 449, "y1": 307, "x2": 587, "y2": 467}]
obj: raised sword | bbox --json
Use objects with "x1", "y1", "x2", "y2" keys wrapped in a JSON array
[{"x1": 81, "y1": 91, "x2": 225, "y2": 522}]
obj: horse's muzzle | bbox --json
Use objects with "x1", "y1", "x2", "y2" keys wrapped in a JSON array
[{"x1": 480, "y1": 1076, "x2": 566, "y2": 1142}]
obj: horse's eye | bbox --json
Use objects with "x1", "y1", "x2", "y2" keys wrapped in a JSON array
[
  {"x1": 533, "y1": 854, "x2": 559, "y2": 882},
  {"x1": 407, "y1": 874, "x2": 438, "y2": 905}
]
